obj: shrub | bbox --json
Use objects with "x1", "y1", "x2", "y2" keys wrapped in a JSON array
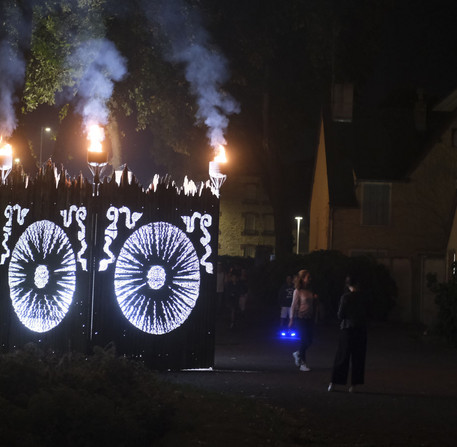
[
  {"x1": 427, "y1": 273, "x2": 457, "y2": 345},
  {"x1": 244, "y1": 250, "x2": 397, "y2": 321}
]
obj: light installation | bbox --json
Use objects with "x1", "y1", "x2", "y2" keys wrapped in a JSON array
[
  {"x1": 114, "y1": 221, "x2": 200, "y2": 335},
  {"x1": 61, "y1": 205, "x2": 88, "y2": 271},
  {"x1": 8, "y1": 220, "x2": 77, "y2": 333},
  {"x1": 99, "y1": 206, "x2": 143, "y2": 272},
  {"x1": 1, "y1": 204, "x2": 29, "y2": 265},
  {"x1": 181, "y1": 212, "x2": 213, "y2": 274}
]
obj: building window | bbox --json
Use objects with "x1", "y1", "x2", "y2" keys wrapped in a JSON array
[
  {"x1": 262, "y1": 214, "x2": 275, "y2": 235},
  {"x1": 361, "y1": 183, "x2": 391, "y2": 226},
  {"x1": 242, "y1": 245, "x2": 256, "y2": 258},
  {"x1": 243, "y1": 213, "x2": 258, "y2": 235},
  {"x1": 243, "y1": 183, "x2": 258, "y2": 203}
]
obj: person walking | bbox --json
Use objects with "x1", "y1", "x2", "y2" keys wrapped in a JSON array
[
  {"x1": 289, "y1": 269, "x2": 318, "y2": 372},
  {"x1": 328, "y1": 275, "x2": 369, "y2": 392}
]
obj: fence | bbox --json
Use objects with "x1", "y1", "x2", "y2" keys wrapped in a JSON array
[{"x1": 0, "y1": 162, "x2": 219, "y2": 370}]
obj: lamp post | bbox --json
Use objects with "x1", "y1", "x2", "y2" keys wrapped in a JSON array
[
  {"x1": 295, "y1": 216, "x2": 303, "y2": 254},
  {"x1": 40, "y1": 127, "x2": 51, "y2": 167}
]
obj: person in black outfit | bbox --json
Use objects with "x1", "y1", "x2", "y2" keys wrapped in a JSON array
[{"x1": 328, "y1": 275, "x2": 368, "y2": 392}]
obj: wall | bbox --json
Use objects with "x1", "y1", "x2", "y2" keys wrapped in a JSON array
[
  {"x1": 309, "y1": 121, "x2": 330, "y2": 251},
  {"x1": 219, "y1": 174, "x2": 275, "y2": 257}
]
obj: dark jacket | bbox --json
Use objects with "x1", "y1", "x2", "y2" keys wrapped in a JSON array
[{"x1": 337, "y1": 290, "x2": 368, "y2": 330}]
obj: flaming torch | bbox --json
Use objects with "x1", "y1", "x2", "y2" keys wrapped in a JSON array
[
  {"x1": 209, "y1": 144, "x2": 227, "y2": 196},
  {"x1": 86, "y1": 123, "x2": 108, "y2": 193},
  {"x1": 0, "y1": 137, "x2": 13, "y2": 184}
]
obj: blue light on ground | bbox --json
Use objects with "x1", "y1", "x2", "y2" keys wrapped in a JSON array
[{"x1": 277, "y1": 329, "x2": 300, "y2": 341}]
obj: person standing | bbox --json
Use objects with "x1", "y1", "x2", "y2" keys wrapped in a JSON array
[
  {"x1": 278, "y1": 275, "x2": 294, "y2": 329},
  {"x1": 289, "y1": 269, "x2": 318, "y2": 372},
  {"x1": 328, "y1": 275, "x2": 368, "y2": 392}
]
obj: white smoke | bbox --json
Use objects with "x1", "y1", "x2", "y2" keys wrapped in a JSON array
[
  {"x1": 65, "y1": 38, "x2": 127, "y2": 134},
  {"x1": 0, "y1": 0, "x2": 30, "y2": 137},
  {"x1": 143, "y1": 0, "x2": 239, "y2": 149},
  {"x1": 0, "y1": 40, "x2": 25, "y2": 137}
]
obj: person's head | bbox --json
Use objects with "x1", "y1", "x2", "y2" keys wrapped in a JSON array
[
  {"x1": 294, "y1": 269, "x2": 311, "y2": 289},
  {"x1": 285, "y1": 275, "x2": 293, "y2": 285},
  {"x1": 345, "y1": 275, "x2": 360, "y2": 292}
]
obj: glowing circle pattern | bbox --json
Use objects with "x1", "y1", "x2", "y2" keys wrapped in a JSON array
[
  {"x1": 147, "y1": 265, "x2": 166, "y2": 290},
  {"x1": 8, "y1": 220, "x2": 77, "y2": 333},
  {"x1": 114, "y1": 222, "x2": 201, "y2": 335}
]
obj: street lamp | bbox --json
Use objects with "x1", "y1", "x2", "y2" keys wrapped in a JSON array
[
  {"x1": 40, "y1": 127, "x2": 51, "y2": 167},
  {"x1": 295, "y1": 216, "x2": 303, "y2": 254}
]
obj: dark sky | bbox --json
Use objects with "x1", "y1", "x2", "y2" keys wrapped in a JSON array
[{"x1": 10, "y1": 1, "x2": 457, "y2": 187}]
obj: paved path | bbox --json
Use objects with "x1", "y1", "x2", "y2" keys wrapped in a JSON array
[{"x1": 163, "y1": 308, "x2": 457, "y2": 446}]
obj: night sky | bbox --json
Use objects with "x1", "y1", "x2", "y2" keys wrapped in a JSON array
[{"x1": 4, "y1": 0, "x2": 457, "y2": 189}]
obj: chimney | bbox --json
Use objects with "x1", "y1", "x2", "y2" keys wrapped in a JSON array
[{"x1": 414, "y1": 88, "x2": 427, "y2": 132}]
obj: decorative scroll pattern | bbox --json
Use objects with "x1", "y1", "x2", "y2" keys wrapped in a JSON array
[
  {"x1": 99, "y1": 206, "x2": 143, "y2": 271},
  {"x1": 114, "y1": 222, "x2": 200, "y2": 335},
  {"x1": 181, "y1": 212, "x2": 213, "y2": 274},
  {"x1": 61, "y1": 206, "x2": 88, "y2": 271},
  {"x1": 8, "y1": 220, "x2": 76, "y2": 333},
  {"x1": 1, "y1": 204, "x2": 29, "y2": 265}
]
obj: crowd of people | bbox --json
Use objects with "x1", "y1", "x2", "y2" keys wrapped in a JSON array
[{"x1": 278, "y1": 269, "x2": 369, "y2": 392}]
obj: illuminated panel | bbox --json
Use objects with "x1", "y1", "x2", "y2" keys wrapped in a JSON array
[
  {"x1": 181, "y1": 212, "x2": 213, "y2": 274},
  {"x1": 8, "y1": 220, "x2": 77, "y2": 333},
  {"x1": 60, "y1": 205, "x2": 87, "y2": 271},
  {"x1": 1, "y1": 204, "x2": 29, "y2": 265},
  {"x1": 99, "y1": 206, "x2": 143, "y2": 272},
  {"x1": 114, "y1": 222, "x2": 200, "y2": 335}
]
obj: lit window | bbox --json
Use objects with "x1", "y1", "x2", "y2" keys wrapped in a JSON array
[{"x1": 361, "y1": 183, "x2": 391, "y2": 226}]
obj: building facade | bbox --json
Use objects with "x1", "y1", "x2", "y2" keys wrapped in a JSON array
[{"x1": 218, "y1": 174, "x2": 275, "y2": 258}]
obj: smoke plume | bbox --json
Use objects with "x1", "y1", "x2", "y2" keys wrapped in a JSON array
[
  {"x1": 0, "y1": 0, "x2": 30, "y2": 137},
  {"x1": 143, "y1": 0, "x2": 239, "y2": 149},
  {"x1": 65, "y1": 38, "x2": 127, "y2": 135},
  {"x1": 0, "y1": 41, "x2": 25, "y2": 137}
]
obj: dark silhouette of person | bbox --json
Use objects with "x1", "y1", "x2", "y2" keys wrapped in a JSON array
[{"x1": 328, "y1": 275, "x2": 368, "y2": 392}]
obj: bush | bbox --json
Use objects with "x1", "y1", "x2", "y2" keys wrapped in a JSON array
[
  {"x1": 246, "y1": 250, "x2": 397, "y2": 321},
  {"x1": 427, "y1": 273, "x2": 457, "y2": 345},
  {"x1": 0, "y1": 344, "x2": 175, "y2": 446}
]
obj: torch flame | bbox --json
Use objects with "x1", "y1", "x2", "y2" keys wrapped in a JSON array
[
  {"x1": 214, "y1": 144, "x2": 227, "y2": 163},
  {"x1": 87, "y1": 123, "x2": 104, "y2": 153},
  {"x1": 0, "y1": 136, "x2": 12, "y2": 157}
]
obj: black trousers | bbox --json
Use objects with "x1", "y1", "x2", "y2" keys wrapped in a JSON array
[
  {"x1": 297, "y1": 318, "x2": 314, "y2": 363},
  {"x1": 331, "y1": 327, "x2": 367, "y2": 385}
]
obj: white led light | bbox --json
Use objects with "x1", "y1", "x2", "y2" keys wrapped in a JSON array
[
  {"x1": 147, "y1": 265, "x2": 166, "y2": 290},
  {"x1": 114, "y1": 222, "x2": 200, "y2": 335},
  {"x1": 34, "y1": 265, "x2": 49, "y2": 289},
  {"x1": 8, "y1": 220, "x2": 76, "y2": 333}
]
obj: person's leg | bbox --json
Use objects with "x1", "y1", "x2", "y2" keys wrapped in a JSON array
[
  {"x1": 350, "y1": 328, "x2": 367, "y2": 385},
  {"x1": 331, "y1": 329, "x2": 351, "y2": 385},
  {"x1": 299, "y1": 319, "x2": 314, "y2": 364}
]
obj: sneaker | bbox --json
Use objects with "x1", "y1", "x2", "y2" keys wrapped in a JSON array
[
  {"x1": 299, "y1": 364, "x2": 311, "y2": 372},
  {"x1": 328, "y1": 383, "x2": 334, "y2": 392},
  {"x1": 292, "y1": 351, "x2": 300, "y2": 367}
]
